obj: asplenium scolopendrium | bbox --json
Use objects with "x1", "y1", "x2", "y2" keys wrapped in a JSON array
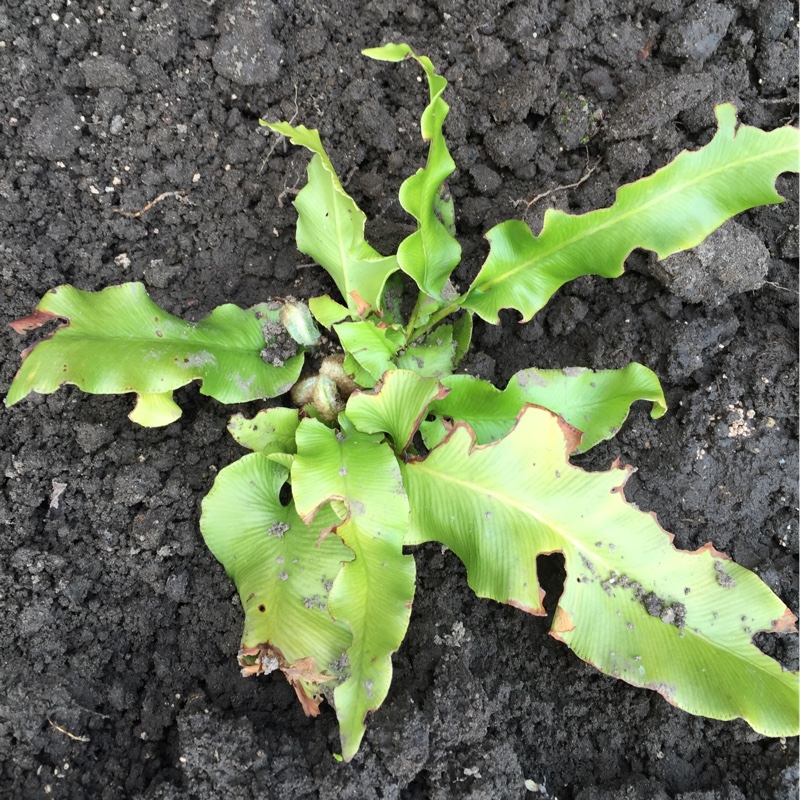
[{"x1": 7, "y1": 43, "x2": 799, "y2": 761}]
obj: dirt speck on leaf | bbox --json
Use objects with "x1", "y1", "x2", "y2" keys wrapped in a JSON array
[
  {"x1": 714, "y1": 560, "x2": 737, "y2": 588},
  {"x1": 516, "y1": 369, "x2": 549, "y2": 388},
  {"x1": 268, "y1": 521, "x2": 290, "y2": 537}
]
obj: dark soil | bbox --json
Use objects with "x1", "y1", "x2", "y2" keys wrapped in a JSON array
[{"x1": 1, "y1": 1, "x2": 797, "y2": 798}]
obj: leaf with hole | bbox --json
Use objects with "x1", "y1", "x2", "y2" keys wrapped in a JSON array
[{"x1": 402, "y1": 405, "x2": 798, "y2": 736}]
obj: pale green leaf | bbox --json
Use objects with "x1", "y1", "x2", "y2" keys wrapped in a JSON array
[
  {"x1": 227, "y1": 407, "x2": 301, "y2": 454},
  {"x1": 129, "y1": 392, "x2": 182, "y2": 427},
  {"x1": 292, "y1": 418, "x2": 415, "y2": 761},
  {"x1": 6, "y1": 283, "x2": 303, "y2": 425},
  {"x1": 365, "y1": 43, "x2": 461, "y2": 300},
  {"x1": 379, "y1": 273, "x2": 406, "y2": 327},
  {"x1": 343, "y1": 355, "x2": 377, "y2": 391},
  {"x1": 452, "y1": 312, "x2": 473, "y2": 366},
  {"x1": 280, "y1": 299, "x2": 320, "y2": 346},
  {"x1": 346, "y1": 369, "x2": 447, "y2": 452},
  {"x1": 407, "y1": 292, "x2": 445, "y2": 331},
  {"x1": 309, "y1": 295, "x2": 351, "y2": 328},
  {"x1": 361, "y1": 43, "x2": 412, "y2": 62},
  {"x1": 421, "y1": 363, "x2": 667, "y2": 452},
  {"x1": 463, "y1": 105, "x2": 800, "y2": 323},
  {"x1": 200, "y1": 454, "x2": 353, "y2": 710},
  {"x1": 263, "y1": 122, "x2": 398, "y2": 315},
  {"x1": 402, "y1": 406, "x2": 799, "y2": 737},
  {"x1": 434, "y1": 183, "x2": 457, "y2": 238},
  {"x1": 397, "y1": 324, "x2": 456, "y2": 378},
  {"x1": 417, "y1": 415, "x2": 449, "y2": 452},
  {"x1": 334, "y1": 319, "x2": 404, "y2": 386},
  {"x1": 266, "y1": 452, "x2": 296, "y2": 470}
]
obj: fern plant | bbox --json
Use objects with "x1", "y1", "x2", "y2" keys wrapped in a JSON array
[{"x1": 7, "y1": 44, "x2": 799, "y2": 761}]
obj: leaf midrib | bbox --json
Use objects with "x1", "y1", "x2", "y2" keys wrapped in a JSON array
[{"x1": 38, "y1": 331, "x2": 267, "y2": 356}]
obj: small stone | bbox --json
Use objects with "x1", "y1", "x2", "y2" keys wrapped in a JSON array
[
  {"x1": 109, "y1": 115, "x2": 125, "y2": 135},
  {"x1": 165, "y1": 572, "x2": 190, "y2": 603},
  {"x1": 754, "y1": 0, "x2": 793, "y2": 41},
  {"x1": 551, "y1": 93, "x2": 599, "y2": 150}
]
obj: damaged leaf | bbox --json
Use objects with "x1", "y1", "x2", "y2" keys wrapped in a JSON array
[
  {"x1": 227, "y1": 407, "x2": 301, "y2": 455},
  {"x1": 346, "y1": 369, "x2": 448, "y2": 453},
  {"x1": 291, "y1": 418, "x2": 416, "y2": 761},
  {"x1": 334, "y1": 319, "x2": 405, "y2": 387},
  {"x1": 402, "y1": 405, "x2": 798, "y2": 737},
  {"x1": 9, "y1": 42, "x2": 799, "y2": 765},
  {"x1": 420, "y1": 363, "x2": 667, "y2": 453},
  {"x1": 200, "y1": 454, "x2": 353, "y2": 710},
  {"x1": 6, "y1": 283, "x2": 304, "y2": 426}
]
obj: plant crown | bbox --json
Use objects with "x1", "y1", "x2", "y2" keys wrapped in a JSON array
[{"x1": 7, "y1": 44, "x2": 800, "y2": 761}]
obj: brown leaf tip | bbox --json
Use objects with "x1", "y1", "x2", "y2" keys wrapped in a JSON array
[
  {"x1": 550, "y1": 605, "x2": 575, "y2": 636},
  {"x1": 507, "y1": 587, "x2": 547, "y2": 617},
  {"x1": 555, "y1": 416, "x2": 582, "y2": 454},
  {"x1": 10, "y1": 309, "x2": 59, "y2": 334},
  {"x1": 772, "y1": 607, "x2": 798, "y2": 634},
  {"x1": 236, "y1": 643, "x2": 335, "y2": 717}
]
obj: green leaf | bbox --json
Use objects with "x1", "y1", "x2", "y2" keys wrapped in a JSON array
[
  {"x1": 334, "y1": 319, "x2": 405, "y2": 387},
  {"x1": 365, "y1": 43, "x2": 461, "y2": 300},
  {"x1": 361, "y1": 43, "x2": 412, "y2": 62},
  {"x1": 291, "y1": 418, "x2": 415, "y2": 760},
  {"x1": 421, "y1": 363, "x2": 667, "y2": 453},
  {"x1": 309, "y1": 295, "x2": 351, "y2": 328},
  {"x1": 463, "y1": 104, "x2": 800, "y2": 323},
  {"x1": 6, "y1": 283, "x2": 303, "y2": 426},
  {"x1": 452, "y1": 312, "x2": 473, "y2": 366},
  {"x1": 263, "y1": 122, "x2": 398, "y2": 316},
  {"x1": 434, "y1": 183, "x2": 457, "y2": 238},
  {"x1": 402, "y1": 406, "x2": 799, "y2": 737},
  {"x1": 346, "y1": 369, "x2": 447, "y2": 453},
  {"x1": 227, "y1": 407, "x2": 301, "y2": 454},
  {"x1": 266, "y1": 452, "x2": 296, "y2": 470},
  {"x1": 377, "y1": 272, "x2": 406, "y2": 327},
  {"x1": 200, "y1": 454, "x2": 353, "y2": 714},
  {"x1": 280, "y1": 299, "x2": 320, "y2": 346},
  {"x1": 397, "y1": 324, "x2": 456, "y2": 378},
  {"x1": 128, "y1": 392, "x2": 182, "y2": 427}
]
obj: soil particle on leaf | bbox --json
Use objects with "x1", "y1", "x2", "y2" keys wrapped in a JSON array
[
  {"x1": 260, "y1": 321, "x2": 297, "y2": 367},
  {"x1": 579, "y1": 553, "x2": 598, "y2": 578},
  {"x1": 268, "y1": 521, "x2": 289, "y2": 537},
  {"x1": 714, "y1": 560, "x2": 738, "y2": 588},
  {"x1": 643, "y1": 592, "x2": 666, "y2": 616}
]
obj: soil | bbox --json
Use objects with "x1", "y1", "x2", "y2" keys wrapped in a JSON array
[{"x1": 0, "y1": 0, "x2": 797, "y2": 798}]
